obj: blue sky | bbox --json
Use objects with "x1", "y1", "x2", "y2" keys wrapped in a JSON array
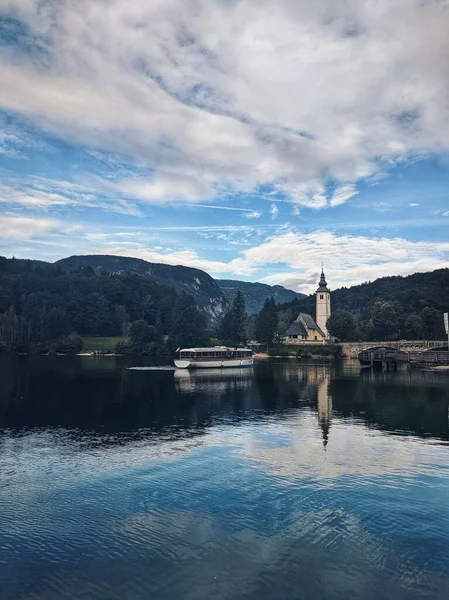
[{"x1": 1, "y1": 0, "x2": 449, "y2": 294}]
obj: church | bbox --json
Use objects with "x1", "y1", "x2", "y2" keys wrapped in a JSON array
[{"x1": 285, "y1": 268, "x2": 331, "y2": 344}]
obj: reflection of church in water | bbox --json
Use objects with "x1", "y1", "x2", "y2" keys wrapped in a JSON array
[{"x1": 306, "y1": 366, "x2": 333, "y2": 448}]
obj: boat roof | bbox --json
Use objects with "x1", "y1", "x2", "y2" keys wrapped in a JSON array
[{"x1": 180, "y1": 346, "x2": 252, "y2": 352}]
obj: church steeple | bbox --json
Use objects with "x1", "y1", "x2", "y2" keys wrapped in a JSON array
[
  {"x1": 319, "y1": 266, "x2": 327, "y2": 288},
  {"x1": 315, "y1": 265, "x2": 331, "y2": 338},
  {"x1": 316, "y1": 265, "x2": 330, "y2": 293}
]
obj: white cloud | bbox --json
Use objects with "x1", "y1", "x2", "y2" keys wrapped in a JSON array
[
  {"x1": 2, "y1": 217, "x2": 447, "y2": 291},
  {"x1": 409, "y1": 203, "x2": 419, "y2": 207},
  {"x1": 89, "y1": 244, "x2": 254, "y2": 276},
  {"x1": 113, "y1": 173, "x2": 213, "y2": 204},
  {"x1": 0, "y1": 215, "x2": 62, "y2": 239},
  {"x1": 329, "y1": 184, "x2": 358, "y2": 207},
  {"x1": 270, "y1": 203, "x2": 279, "y2": 219},
  {"x1": 1, "y1": 0, "x2": 449, "y2": 208},
  {"x1": 0, "y1": 178, "x2": 142, "y2": 216},
  {"x1": 88, "y1": 228, "x2": 449, "y2": 292},
  {"x1": 244, "y1": 211, "x2": 262, "y2": 219},
  {"x1": 252, "y1": 231, "x2": 449, "y2": 292}
]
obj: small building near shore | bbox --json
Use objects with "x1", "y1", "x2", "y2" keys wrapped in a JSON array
[
  {"x1": 285, "y1": 312, "x2": 326, "y2": 343},
  {"x1": 285, "y1": 268, "x2": 331, "y2": 344}
]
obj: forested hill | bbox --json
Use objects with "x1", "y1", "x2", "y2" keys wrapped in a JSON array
[
  {"x1": 218, "y1": 279, "x2": 305, "y2": 314},
  {"x1": 0, "y1": 256, "x2": 212, "y2": 354},
  {"x1": 56, "y1": 255, "x2": 228, "y2": 321},
  {"x1": 278, "y1": 268, "x2": 449, "y2": 339}
]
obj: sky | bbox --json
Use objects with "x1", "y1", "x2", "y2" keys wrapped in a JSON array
[{"x1": 1, "y1": 0, "x2": 449, "y2": 294}]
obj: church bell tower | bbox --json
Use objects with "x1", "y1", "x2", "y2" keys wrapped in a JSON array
[{"x1": 316, "y1": 267, "x2": 331, "y2": 339}]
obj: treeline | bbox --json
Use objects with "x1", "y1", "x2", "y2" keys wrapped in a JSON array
[
  {"x1": 0, "y1": 257, "x2": 209, "y2": 354},
  {"x1": 276, "y1": 268, "x2": 449, "y2": 342},
  {"x1": 326, "y1": 303, "x2": 444, "y2": 342}
]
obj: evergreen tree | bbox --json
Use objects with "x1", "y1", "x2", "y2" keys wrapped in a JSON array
[
  {"x1": 231, "y1": 289, "x2": 247, "y2": 345},
  {"x1": 219, "y1": 310, "x2": 234, "y2": 344},
  {"x1": 255, "y1": 297, "x2": 278, "y2": 344}
]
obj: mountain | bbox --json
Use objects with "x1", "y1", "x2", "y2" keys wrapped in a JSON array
[
  {"x1": 218, "y1": 279, "x2": 306, "y2": 315},
  {"x1": 56, "y1": 255, "x2": 229, "y2": 321}
]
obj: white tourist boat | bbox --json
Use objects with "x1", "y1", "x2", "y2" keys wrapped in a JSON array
[{"x1": 174, "y1": 346, "x2": 254, "y2": 369}]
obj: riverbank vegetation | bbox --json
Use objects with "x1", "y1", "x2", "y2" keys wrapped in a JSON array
[{"x1": 267, "y1": 344, "x2": 342, "y2": 359}]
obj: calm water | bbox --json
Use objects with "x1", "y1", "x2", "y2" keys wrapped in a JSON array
[{"x1": 1, "y1": 356, "x2": 449, "y2": 600}]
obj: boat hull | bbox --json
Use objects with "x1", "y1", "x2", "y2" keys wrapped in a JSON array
[{"x1": 174, "y1": 358, "x2": 254, "y2": 370}]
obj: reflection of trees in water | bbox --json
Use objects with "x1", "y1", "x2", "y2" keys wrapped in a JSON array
[
  {"x1": 0, "y1": 356, "x2": 447, "y2": 446},
  {"x1": 329, "y1": 368, "x2": 449, "y2": 441}
]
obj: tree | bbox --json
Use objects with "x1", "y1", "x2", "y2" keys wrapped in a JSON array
[
  {"x1": 403, "y1": 313, "x2": 425, "y2": 340},
  {"x1": 255, "y1": 297, "x2": 278, "y2": 344},
  {"x1": 326, "y1": 309, "x2": 357, "y2": 341},
  {"x1": 168, "y1": 293, "x2": 208, "y2": 350},
  {"x1": 130, "y1": 320, "x2": 156, "y2": 354},
  {"x1": 370, "y1": 301, "x2": 405, "y2": 340},
  {"x1": 219, "y1": 310, "x2": 234, "y2": 344},
  {"x1": 55, "y1": 333, "x2": 84, "y2": 354},
  {"x1": 421, "y1": 307, "x2": 443, "y2": 340},
  {"x1": 231, "y1": 289, "x2": 247, "y2": 345}
]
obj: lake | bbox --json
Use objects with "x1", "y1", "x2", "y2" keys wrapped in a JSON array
[{"x1": 0, "y1": 355, "x2": 448, "y2": 600}]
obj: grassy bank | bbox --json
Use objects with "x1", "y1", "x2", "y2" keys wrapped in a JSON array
[{"x1": 82, "y1": 337, "x2": 127, "y2": 353}]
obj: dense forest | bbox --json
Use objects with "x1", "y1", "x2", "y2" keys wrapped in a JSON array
[
  {"x1": 0, "y1": 257, "x2": 210, "y2": 354},
  {"x1": 276, "y1": 268, "x2": 449, "y2": 341},
  {"x1": 56, "y1": 254, "x2": 228, "y2": 321}
]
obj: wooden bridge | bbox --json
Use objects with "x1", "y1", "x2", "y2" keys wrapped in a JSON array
[{"x1": 358, "y1": 345, "x2": 449, "y2": 369}]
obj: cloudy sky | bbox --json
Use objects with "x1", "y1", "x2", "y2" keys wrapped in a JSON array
[{"x1": 1, "y1": 0, "x2": 449, "y2": 293}]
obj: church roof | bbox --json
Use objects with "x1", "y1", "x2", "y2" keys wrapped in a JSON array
[
  {"x1": 286, "y1": 313, "x2": 326, "y2": 338},
  {"x1": 300, "y1": 313, "x2": 326, "y2": 338},
  {"x1": 299, "y1": 312, "x2": 319, "y2": 330},
  {"x1": 286, "y1": 320, "x2": 307, "y2": 337}
]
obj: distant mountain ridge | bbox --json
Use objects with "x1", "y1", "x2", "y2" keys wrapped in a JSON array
[
  {"x1": 218, "y1": 279, "x2": 306, "y2": 315},
  {"x1": 56, "y1": 255, "x2": 229, "y2": 321},
  {"x1": 55, "y1": 256, "x2": 306, "y2": 319}
]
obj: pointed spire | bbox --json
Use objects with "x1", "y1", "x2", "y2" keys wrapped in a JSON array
[{"x1": 319, "y1": 265, "x2": 327, "y2": 287}]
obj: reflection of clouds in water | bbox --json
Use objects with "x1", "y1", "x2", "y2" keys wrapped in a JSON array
[
  {"x1": 118, "y1": 508, "x2": 447, "y2": 600},
  {"x1": 0, "y1": 428, "x2": 208, "y2": 496},
  {"x1": 241, "y1": 410, "x2": 448, "y2": 481}
]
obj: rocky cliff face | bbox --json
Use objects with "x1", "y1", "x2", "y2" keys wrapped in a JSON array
[{"x1": 56, "y1": 255, "x2": 229, "y2": 322}]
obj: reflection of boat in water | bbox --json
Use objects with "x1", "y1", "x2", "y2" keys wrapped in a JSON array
[
  {"x1": 174, "y1": 367, "x2": 254, "y2": 393},
  {"x1": 174, "y1": 346, "x2": 254, "y2": 369}
]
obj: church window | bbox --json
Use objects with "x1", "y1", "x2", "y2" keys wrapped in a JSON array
[{"x1": 320, "y1": 294, "x2": 323, "y2": 299}]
